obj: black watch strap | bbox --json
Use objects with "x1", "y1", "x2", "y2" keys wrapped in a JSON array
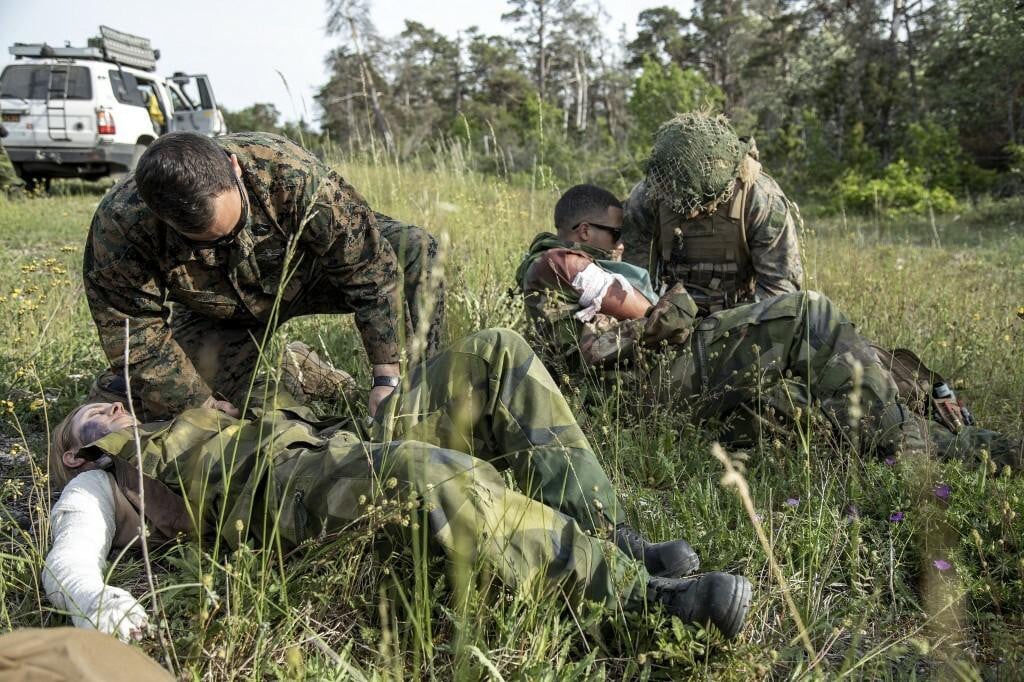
[{"x1": 372, "y1": 375, "x2": 401, "y2": 388}]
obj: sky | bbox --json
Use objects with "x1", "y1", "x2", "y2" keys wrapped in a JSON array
[{"x1": 1, "y1": 0, "x2": 685, "y2": 126}]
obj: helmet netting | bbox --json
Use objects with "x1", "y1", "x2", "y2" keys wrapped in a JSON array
[{"x1": 645, "y1": 112, "x2": 750, "y2": 214}]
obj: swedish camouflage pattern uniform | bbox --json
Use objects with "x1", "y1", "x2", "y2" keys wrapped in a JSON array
[
  {"x1": 623, "y1": 113, "x2": 802, "y2": 314},
  {"x1": 82, "y1": 329, "x2": 647, "y2": 612},
  {"x1": 518, "y1": 242, "x2": 1021, "y2": 467},
  {"x1": 84, "y1": 132, "x2": 444, "y2": 420}
]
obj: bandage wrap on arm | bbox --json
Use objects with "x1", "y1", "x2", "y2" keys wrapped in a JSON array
[
  {"x1": 43, "y1": 469, "x2": 149, "y2": 640},
  {"x1": 572, "y1": 263, "x2": 632, "y2": 322}
]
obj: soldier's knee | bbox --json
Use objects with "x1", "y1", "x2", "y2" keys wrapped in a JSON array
[{"x1": 471, "y1": 327, "x2": 532, "y2": 356}]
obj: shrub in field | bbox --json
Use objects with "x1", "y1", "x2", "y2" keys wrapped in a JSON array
[{"x1": 836, "y1": 160, "x2": 959, "y2": 217}]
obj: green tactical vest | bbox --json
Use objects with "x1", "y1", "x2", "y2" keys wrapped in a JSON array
[{"x1": 657, "y1": 178, "x2": 756, "y2": 314}]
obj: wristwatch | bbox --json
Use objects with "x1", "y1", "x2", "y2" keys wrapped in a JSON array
[{"x1": 372, "y1": 375, "x2": 401, "y2": 388}]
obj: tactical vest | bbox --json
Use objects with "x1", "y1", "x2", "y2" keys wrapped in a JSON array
[
  {"x1": 657, "y1": 178, "x2": 756, "y2": 314},
  {"x1": 104, "y1": 457, "x2": 196, "y2": 551}
]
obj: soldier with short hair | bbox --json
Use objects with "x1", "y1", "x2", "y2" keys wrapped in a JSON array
[
  {"x1": 42, "y1": 329, "x2": 751, "y2": 643},
  {"x1": 517, "y1": 185, "x2": 1021, "y2": 468},
  {"x1": 623, "y1": 111, "x2": 803, "y2": 315},
  {"x1": 84, "y1": 131, "x2": 444, "y2": 422}
]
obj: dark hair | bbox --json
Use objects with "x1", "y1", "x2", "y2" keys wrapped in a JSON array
[
  {"x1": 134, "y1": 132, "x2": 236, "y2": 234},
  {"x1": 554, "y1": 184, "x2": 622, "y2": 233}
]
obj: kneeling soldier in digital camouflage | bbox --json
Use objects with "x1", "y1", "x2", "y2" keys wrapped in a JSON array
[
  {"x1": 516, "y1": 185, "x2": 1021, "y2": 469},
  {"x1": 43, "y1": 329, "x2": 752, "y2": 644},
  {"x1": 84, "y1": 131, "x2": 444, "y2": 423},
  {"x1": 622, "y1": 111, "x2": 803, "y2": 315}
]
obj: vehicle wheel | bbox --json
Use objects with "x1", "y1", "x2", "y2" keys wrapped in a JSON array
[{"x1": 22, "y1": 174, "x2": 51, "y2": 193}]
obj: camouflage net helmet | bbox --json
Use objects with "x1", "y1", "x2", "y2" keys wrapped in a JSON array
[{"x1": 645, "y1": 112, "x2": 753, "y2": 214}]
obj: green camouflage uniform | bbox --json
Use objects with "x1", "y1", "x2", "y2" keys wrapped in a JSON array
[
  {"x1": 83, "y1": 329, "x2": 645, "y2": 611},
  {"x1": 518, "y1": 243, "x2": 1021, "y2": 467},
  {"x1": 621, "y1": 174, "x2": 803, "y2": 312},
  {"x1": 84, "y1": 132, "x2": 443, "y2": 419}
]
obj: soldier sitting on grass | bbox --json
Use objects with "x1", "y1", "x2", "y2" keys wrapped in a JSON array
[
  {"x1": 42, "y1": 329, "x2": 752, "y2": 645},
  {"x1": 516, "y1": 184, "x2": 1021, "y2": 469}
]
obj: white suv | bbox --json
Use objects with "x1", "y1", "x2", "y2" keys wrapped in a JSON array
[{"x1": 0, "y1": 26, "x2": 226, "y2": 188}]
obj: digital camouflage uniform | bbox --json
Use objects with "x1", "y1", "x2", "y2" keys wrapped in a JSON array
[
  {"x1": 84, "y1": 132, "x2": 444, "y2": 420},
  {"x1": 517, "y1": 242, "x2": 1021, "y2": 468},
  {"x1": 79, "y1": 329, "x2": 647, "y2": 612},
  {"x1": 623, "y1": 113, "x2": 803, "y2": 314}
]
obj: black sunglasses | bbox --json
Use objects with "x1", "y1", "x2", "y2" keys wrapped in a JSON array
[
  {"x1": 573, "y1": 221, "x2": 622, "y2": 243},
  {"x1": 182, "y1": 174, "x2": 249, "y2": 248}
]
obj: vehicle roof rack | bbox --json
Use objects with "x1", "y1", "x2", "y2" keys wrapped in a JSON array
[{"x1": 8, "y1": 26, "x2": 159, "y2": 72}]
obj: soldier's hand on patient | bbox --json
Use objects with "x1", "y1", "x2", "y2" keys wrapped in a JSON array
[
  {"x1": 368, "y1": 385, "x2": 396, "y2": 417},
  {"x1": 76, "y1": 587, "x2": 149, "y2": 642},
  {"x1": 202, "y1": 395, "x2": 240, "y2": 418}
]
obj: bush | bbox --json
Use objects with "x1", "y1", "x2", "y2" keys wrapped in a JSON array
[{"x1": 835, "y1": 160, "x2": 959, "y2": 216}]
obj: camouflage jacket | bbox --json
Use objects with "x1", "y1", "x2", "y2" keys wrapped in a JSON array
[
  {"x1": 516, "y1": 233, "x2": 698, "y2": 369},
  {"x1": 82, "y1": 400, "x2": 360, "y2": 550},
  {"x1": 622, "y1": 171, "x2": 803, "y2": 302},
  {"x1": 84, "y1": 133, "x2": 402, "y2": 416}
]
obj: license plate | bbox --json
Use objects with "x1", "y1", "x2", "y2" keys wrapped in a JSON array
[{"x1": 1, "y1": 113, "x2": 19, "y2": 122}]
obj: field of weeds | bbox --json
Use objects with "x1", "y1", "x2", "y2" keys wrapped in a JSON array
[{"x1": 1, "y1": 162, "x2": 1022, "y2": 679}]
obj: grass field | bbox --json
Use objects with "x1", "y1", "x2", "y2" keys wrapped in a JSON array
[{"x1": 1, "y1": 161, "x2": 1022, "y2": 680}]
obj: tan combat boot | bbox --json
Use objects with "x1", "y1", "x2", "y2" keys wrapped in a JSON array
[{"x1": 281, "y1": 341, "x2": 356, "y2": 402}]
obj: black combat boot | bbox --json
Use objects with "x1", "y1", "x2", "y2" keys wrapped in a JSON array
[
  {"x1": 614, "y1": 523, "x2": 700, "y2": 578},
  {"x1": 646, "y1": 573, "x2": 752, "y2": 640}
]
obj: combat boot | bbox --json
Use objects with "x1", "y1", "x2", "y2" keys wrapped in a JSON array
[
  {"x1": 615, "y1": 523, "x2": 700, "y2": 578},
  {"x1": 281, "y1": 341, "x2": 356, "y2": 402},
  {"x1": 646, "y1": 573, "x2": 752, "y2": 640}
]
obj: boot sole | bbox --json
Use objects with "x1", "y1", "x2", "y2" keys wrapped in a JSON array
[{"x1": 715, "y1": 575, "x2": 752, "y2": 640}]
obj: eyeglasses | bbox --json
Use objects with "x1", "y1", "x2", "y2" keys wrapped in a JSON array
[
  {"x1": 181, "y1": 175, "x2": 249, "y2": 248},
  {"x1": 573, "y1": 221, "x2": 622, "y2": 244}
]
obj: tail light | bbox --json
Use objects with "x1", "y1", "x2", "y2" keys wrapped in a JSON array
[{"x1": 96, "y1": 109, "x2": 116, "y2": 135}]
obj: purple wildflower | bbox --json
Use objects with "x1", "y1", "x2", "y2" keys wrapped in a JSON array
[
  {"x1": 785, "y1": 498, "x2": 800, "y2": 508},
  {"x1": 884, "y1": 456, "x2": 896, "y2": 466},
  {"x1": 934, "y1": 484, "x2": 951, "y2": 501},
  {"x1": 932, "y1": 559, "x2": 951, "y2": 571},
  {"x1": 889, "y1": 511, "x2": 905, "y2": 522}
]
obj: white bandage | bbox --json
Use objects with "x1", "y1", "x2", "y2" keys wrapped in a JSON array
[
  {"x1": 572, "y1": 263, "x2": 631, "y2": 322},
  {"x1": 43, "y1": 469, "x2": 149, "y2": 641}
]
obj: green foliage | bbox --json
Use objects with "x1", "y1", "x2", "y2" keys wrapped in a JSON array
[
  {"x1": 628, "y1": 57, "x2": 724, "y2": 158},
  {"x1": 835, "y1": 160, "x2": 959, "y2": 217},
  {"x1": 3, "y1": 141, "x2": 1024, "y2": 679},
  {"x1": 222, "y1": 103, "x2": 282, "y2": 134}
]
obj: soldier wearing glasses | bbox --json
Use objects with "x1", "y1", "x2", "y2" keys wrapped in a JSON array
[{"x1": 83, "y1": 131, "x2": 443, "y2": 420}]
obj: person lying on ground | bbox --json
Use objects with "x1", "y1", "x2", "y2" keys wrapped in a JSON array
[
  {"x1": 43, "y1": 329, "x2": 752, "y2": 645},
  {"x1": 515, "y1": 184, "x2": 1021, "y2": 469}
]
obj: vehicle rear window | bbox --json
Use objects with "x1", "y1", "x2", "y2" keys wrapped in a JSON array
[
  {"x1": 108, "y1": 70, "x2": 146, "y2": 106},
  {"x1": 0, "y1": 65, "x2": 92, "y2": 100}
]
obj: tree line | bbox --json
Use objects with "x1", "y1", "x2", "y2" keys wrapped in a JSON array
[{"x1": 224, "y1": 0, "x2": 1024, "y2": 214}]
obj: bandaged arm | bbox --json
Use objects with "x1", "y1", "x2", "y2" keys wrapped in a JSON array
[
  {"x1": 43, "y1": 469, "x2": 149, "y2": 641},
  {"x1": 571, "y1": 262, "x2": 652, "y2": 322}
]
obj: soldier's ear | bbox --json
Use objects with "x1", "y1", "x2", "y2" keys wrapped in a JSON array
[{"x1": 61, "y1": 449, "x2": 88, "y2": 470}]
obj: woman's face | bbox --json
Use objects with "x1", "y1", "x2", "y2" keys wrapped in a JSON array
[{"x1": 69, "y1": 402, "x2": 137, "y2": 448}]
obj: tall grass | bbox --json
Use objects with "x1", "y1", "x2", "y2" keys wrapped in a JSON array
[{"x1": 0, "y1": 163, "x2": 1022, "y2": 679}]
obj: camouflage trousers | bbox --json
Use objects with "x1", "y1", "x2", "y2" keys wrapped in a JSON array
[
  {"x1": 262, "y1": 329, "x2": 645, "y2": 610},
  {"x1": 653, "y1": 291, "x2": 1020, "y2": 465},
  {"x1": 90, "y1": 217, "x2": 445, "y2": 417}
]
